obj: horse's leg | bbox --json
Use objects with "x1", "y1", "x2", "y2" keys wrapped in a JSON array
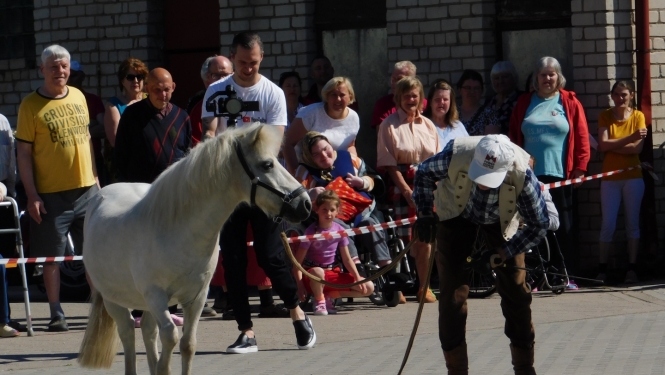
[
  {"x1": 103, "y1": 301, "x2": 137, "y2": 375},
  {"x1": 144, "y1": 291, "x2": 178, "y2": 375},
  {"x1": 180, "y1": 292, "x2": 207, "y2": 375},
  {"x1": 139, "y1": 311, "x2": 159, "y2": 375}
]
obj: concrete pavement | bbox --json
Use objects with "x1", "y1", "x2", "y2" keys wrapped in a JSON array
[{"x1": 3, "y1": 283, "x2": 665, "y2": 374}]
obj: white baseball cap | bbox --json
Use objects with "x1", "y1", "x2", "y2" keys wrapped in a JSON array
[{"x1": 468, "y1": 134, "x2": 515, "y2": 188}]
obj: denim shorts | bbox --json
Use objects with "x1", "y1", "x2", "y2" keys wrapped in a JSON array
[{"x1": 29, "y1": 185, "x2": 99, "y2": 259}]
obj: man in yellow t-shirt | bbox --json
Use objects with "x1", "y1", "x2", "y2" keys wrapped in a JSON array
[{"x1": 15, "y1": 45, "x2": 99, "y2": 333}]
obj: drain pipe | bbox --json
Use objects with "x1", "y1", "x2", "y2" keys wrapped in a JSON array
[{"x1": 635, "y1": 0, "x2": 659, "y2": 253}]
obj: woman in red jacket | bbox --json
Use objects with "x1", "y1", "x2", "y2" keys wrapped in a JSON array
[{"x1": 509, "y1": 56, "x2": 590, "y2": 280}]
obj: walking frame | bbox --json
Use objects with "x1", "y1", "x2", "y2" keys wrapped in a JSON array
[{"x1": 0, "y1": 197, "x2": 34, "y2": 336}]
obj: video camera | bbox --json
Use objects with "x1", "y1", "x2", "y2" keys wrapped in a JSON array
[{"x1": 204, "y1": 85, "x2": 260, "y2": 127}]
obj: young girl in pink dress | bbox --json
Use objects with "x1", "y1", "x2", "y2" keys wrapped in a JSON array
[{"x1": 293, "y1": 191, "x2": 374, "y2": 315}]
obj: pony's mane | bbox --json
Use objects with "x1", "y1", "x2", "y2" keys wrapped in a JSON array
[{"x1": 135, "y1": 125, "x2": 249, "y2": 226}]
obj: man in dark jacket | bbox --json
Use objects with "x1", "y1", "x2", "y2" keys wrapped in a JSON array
[{"x1": 115, "y1": 68, "x2": 191, "y2": 183}]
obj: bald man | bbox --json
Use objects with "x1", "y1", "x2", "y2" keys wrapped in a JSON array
[
  {"x1": 188, "y1": 56, "x2": 233, "y2": 146},
  {"x1": 115, "y1": 68, "x2": 192, "y2": 183}
]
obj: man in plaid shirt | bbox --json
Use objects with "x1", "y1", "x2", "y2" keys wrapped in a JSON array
[{"x1": 413, "y1": 135, "x2": 548, "y2": 375}]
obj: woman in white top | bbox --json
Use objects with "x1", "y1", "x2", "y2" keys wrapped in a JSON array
[
  {"x1": 284, "y1": 76, "x2": 360, "y2": 175},
  {"x1": 423, "y1": 79, "x2": 468, "y2": 151}
]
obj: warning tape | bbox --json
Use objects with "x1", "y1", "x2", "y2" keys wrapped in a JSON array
[
  {"x1": 248, "y1": 216, "x2": 417, "y2": 245},
  {"x1": 0, "y1": 217, "x2": 418, "y2": 265},
  {"x1": 5, "y1": 163, "x2": 655, "y2": 265},
  {"x1": 0, "y1": 255, "x2": 83, "y2": 266},
  {"x1": 541, "y1": 162, "x2": 656, "y2": 190}
]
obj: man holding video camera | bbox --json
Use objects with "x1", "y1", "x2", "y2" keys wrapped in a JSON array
[{"x1": 201, "y1": 32, "x2": 315, "y2": 354}]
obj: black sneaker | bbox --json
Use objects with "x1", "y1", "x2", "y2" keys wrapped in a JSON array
[
  {"x1": 226, "y1": 333, "x2": 258, "y2": 354},
  {"x1": 293, "y1": 315, "x2": 316, "y2": 349},
  {"x1": 47, "y1": 316, "x2": 69, "y2": 332},
  {"x1": 221, "y1": 309, "x2": 235, "y2": 321},
  {"x1": 8, "y1": 320, "x2": 26, "y2": 332},
  {"x1": 258, "y1": 303, "x2": 290, "y2": 318}
]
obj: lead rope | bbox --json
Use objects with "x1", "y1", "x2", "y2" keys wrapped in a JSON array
[{"x1": 397, "y1": 239, "x2": 436, "y2": 375}]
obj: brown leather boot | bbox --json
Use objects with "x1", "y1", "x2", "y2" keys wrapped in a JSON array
[
  {"x1": 510, "y1": 344, "x2": 536, "y2": 375},
  {"x1": 443, "y1": 342, "x2": 468, "y2": 375}
]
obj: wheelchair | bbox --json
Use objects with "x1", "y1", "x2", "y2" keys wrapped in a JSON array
[{"x1": 466, "y1": 228, "x2": 569, "y2": 299}]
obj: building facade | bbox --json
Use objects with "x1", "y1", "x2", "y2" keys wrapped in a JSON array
[{"x1": 1, "y1": 0, "x2": 664, "y2": 274}]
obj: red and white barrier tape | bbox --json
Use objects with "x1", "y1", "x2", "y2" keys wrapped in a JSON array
[
  {"x1": 541, "y1": 162, "x2": 656, "y2": 190},
  {"x1": 4, "y1": 164, "x2": 656, "y2": 265},
  {"x1": 0, "y1": 255, "x2": 83, "y2": 266},
  {"x1": 0, "y1": 217, "x2": 419, "y2": 265},
  {"x1": 248, "y1": 216, "x2": 417, "y2": 245}
]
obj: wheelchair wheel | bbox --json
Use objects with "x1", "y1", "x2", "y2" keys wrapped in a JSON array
[
  {"x1": 467, "y1": 267, "x2": 497, "y2": 298},
  {"x1": 524, "y1": 237, "x2": 551, "y2": 292},
  {"x1": 384, "y1": 291, "x2": 402, "y2": 307},
  {"x1": 467, "y1": 228, "x2": 497, "y2": 298}
]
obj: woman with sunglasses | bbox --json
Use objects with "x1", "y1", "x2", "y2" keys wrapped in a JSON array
[
  {"x1": 104, "y1": 58, "x2": 148, "y2": 147},
  {"x1": 456, "y1": 69, "x2": 499, "y2": 136}
]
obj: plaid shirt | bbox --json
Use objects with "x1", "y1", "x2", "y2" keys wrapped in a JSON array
[{"x1": 413, "y1": 142, "x2": 549, "y2": 258}]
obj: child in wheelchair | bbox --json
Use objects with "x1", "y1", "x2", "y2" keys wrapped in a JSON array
[{"x1": 293, "y1": 191, "x2": 374, "y2": 315}]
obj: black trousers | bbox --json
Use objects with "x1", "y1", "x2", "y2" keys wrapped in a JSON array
[
  {"x1": 221, "y1": 204, "x2": 299, "y2": 331},
  {"x1": 436, "y1": 216, "x2": 535, "y2": 352}
]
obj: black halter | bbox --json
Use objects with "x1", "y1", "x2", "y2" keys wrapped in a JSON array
[{"x1": 235, "y1": 142, "x2": 307, "y2": 223}]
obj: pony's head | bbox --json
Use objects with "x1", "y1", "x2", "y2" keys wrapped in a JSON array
[{"x1": 233, "y1": 124, "x2": 311, "y2": 223}]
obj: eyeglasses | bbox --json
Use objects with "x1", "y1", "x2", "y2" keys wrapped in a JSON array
[
  {"x1": 461, "y1": 86, "x2": 482, "y2": 92},
  {"x1": 125, "y1": 74, "x2": 145, "y2": 81},
  {"x1": 207, "y1": 72, "x2": 230, "y2": 80}
]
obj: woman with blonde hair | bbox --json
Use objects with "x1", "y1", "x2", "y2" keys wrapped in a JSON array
[
  {"x1": 284, "y1": 76, "x2": 360, "y2": 175},
  {"x1": 377, "y1": 76, "x2": 439, "y2": 303},
  {"x1": 509, "y1": 56, "x2": 590, "y2": 281}
]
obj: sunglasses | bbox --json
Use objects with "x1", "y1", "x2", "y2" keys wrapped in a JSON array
[{"x1": 125, "y1": 74, "x2": 145, "y2": 81}]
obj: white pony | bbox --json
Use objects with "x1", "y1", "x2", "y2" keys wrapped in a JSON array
[{"x1": 78, "y1": 124, "x2": 311, "y2": 375}]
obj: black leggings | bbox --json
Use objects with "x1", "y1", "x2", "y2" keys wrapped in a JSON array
[{"x1": 221, "y1": 204, "x2": 299, "y2": 331}]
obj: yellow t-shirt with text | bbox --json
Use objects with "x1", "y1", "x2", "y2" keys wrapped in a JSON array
[
  {"x1": 16, "y1": 87, "x2": 95, "y2": 193},
  {"x1": 598, "y1": 108, "x2": 646, "y2": 181}
]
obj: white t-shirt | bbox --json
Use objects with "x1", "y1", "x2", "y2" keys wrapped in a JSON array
[
  {"x1": 436, "y1": 120, "x2": 469, "y2": 152},
  {"x1": 296, "y1": 102, "x2": 359, "y2": 151},
  {"x1": 201, "y1": 74, "x2": 287, "y2": 130}
]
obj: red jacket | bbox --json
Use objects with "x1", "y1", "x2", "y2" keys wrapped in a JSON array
[{"x1": 508, "y1": 89, "x2": 590, "y2": 179}]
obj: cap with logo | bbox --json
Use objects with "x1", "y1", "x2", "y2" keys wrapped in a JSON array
[{"x1": 467, "y1": 134, "x2": 515, "y2": 189}]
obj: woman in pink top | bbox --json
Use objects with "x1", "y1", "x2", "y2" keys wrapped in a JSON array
[{"x1": 377, "y1": 76, "x2": 439, "y2": 304}]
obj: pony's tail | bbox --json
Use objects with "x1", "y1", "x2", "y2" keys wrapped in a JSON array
[{"x1": 78, "y1": 291, "x2": 120, "y2": 369}]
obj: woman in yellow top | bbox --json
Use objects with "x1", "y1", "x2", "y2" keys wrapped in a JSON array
[{"x1": 596, "y1": 81, "x2": 647, "y2": 284}]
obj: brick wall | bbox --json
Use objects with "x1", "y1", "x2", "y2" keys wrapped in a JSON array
[
  {"x1": 218, "y1": 0, "x2": 317, "y2": 86},
  {"x1": 0, "y1": 0, "x2": 164, "y2": 126},
  {"x1": 570, "y1": 0, "x2": 636, "y2": 270},
  {"x1": 650, "y1": 0, "x2": 665, "y2": 252},
  {"x1": 386, "y1": 0, "x2": 495, "y2": 87}
]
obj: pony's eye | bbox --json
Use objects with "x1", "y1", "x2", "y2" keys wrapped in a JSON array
[{"x1": 261, "y1": 161, "x2": 274, "y2": 171}]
